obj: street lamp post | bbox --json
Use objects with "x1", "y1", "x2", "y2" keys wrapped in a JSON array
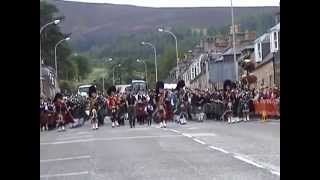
[
  {"x1": 113, "y1": 64, "x2": 121, "y2": 85},
  {"x1": 244, "y1": 59, "x2": 251, "y2": 89},
  {"x1": 230, "y1": 0, "x2": 239, "y2": 82},
  {"x1": 141, "y1": 41, "x2": 157, "y2": 82},
  {"x1": 137, "y1": 59, "x2": 147, "y2": 83},
  {"x1": 158, "y1": 28, "x2": 179, "y2": 80},
  {"x1": 40, "y1": 19, "x2": 61, "y2": 96},
  {"x1": 54, "y1": 36, "x2": 71, "y2": 89},
  {"x1": 103, "y1": 58, "x2": 113, "y2": 92}
]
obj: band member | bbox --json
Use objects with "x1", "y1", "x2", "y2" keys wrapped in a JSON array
[
  {"x1": 155, "y1": 81, "x2": 167, "y2": 128},
  {"x1": 89, "y1": 85, "x2": 99, "y2": 130},
  {"x1": 53, "y1": 93, "x2": 67, "y2": 132},
  {"x1": 107, "y1": 86, "x2": 119, "y2": 128},
  {"x1": 146, "y1": 99, "x2": 154, "y2": 126},
  {"x1": 173, "y1": 80, "x2": 186, "y2": 124},
  {"x1": 118, "y1": 94, "x2": 127, "y2": 126},
  {"x1": 126, "y1": 92, "x2": 136, "y2": 128},
  {"x1": 241, "y1": 94, "x2": 250, "y2": 121},
  {"x1": 40, "y1": 99, "x2": 48, "y2": 131},
  {"x1": 164, "y1": 91, "x2": 173, "y2": 122},
  {"x1": 136, "y1": 96, "x2": 146, "y2": 125}
]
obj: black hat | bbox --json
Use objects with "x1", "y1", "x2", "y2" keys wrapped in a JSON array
[
  {"x1": 89, "y1": 85, "x2": 97, "y2": 98},
  {"x1": 53, "y1": 93, "x2": 63, "y2": 103},
  {"x1": 155, "y1": 81, "x2": 164, "y2": 94},
  {"x1": 107, "y1": 86, "x2": 116, "y2": 96},
  {"x1": 176, "y1": 80, "x2": 185, "y2": 91}
]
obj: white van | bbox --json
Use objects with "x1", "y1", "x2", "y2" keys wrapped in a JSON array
[{"x1": 77, "y1": 84, "x2": 93, "y2": 98}]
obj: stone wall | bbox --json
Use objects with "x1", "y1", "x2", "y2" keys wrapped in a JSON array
[{"x1": 251, "y1": 60, "x2": 274, "y2": 89}]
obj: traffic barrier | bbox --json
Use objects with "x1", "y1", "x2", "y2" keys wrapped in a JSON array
[{"x1": 253, "y1": 100, "x2": 280, "y2": 117}]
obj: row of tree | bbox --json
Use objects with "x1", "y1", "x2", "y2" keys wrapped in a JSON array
[{"x1": 40, "y1": 1, "x2": 93, "y2": 92}]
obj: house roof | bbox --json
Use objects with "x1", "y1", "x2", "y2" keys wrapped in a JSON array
[
  {"x1": 269, "y1": 23, "x2": 280, "y2": 32},
  {"x1": 254, "y1": 53, "x2": 274, "y2": 69},
  {"x1": 255, "y1": 33, "x2": 270, "y2": 43},
  {"x1": 240, "y1": 45, "x2": 254, "y2": 51},
  {"x1": 223, "y1": 48, "x2": 241, "y2": 55}
]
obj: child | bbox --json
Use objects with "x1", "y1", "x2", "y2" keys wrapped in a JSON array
[{"x1": 147, "y1": 102, "x2": 154, "y2": 126}]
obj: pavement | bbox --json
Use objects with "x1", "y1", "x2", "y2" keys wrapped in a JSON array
[{"x1": 40, "y1": 118, "x2": 280, "y2": 180}]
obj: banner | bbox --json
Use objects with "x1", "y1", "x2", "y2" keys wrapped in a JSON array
[{"x1": 253, "y1": 100, "x2": 280, "y2": 116}]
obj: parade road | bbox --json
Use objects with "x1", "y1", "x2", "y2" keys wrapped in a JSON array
[{"x1": 40, "y1": 119, "x2": 280, "y2": 180}]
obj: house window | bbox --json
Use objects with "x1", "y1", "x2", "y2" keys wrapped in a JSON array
[
  {"x1": 269, "y1": 75, "x2": 273, "y2": 87},
  {"x1": 258, "y1": 43, "x2": 262, "y2": 59},
  {"x1": 191, "y1": 67, "x2": 195, "y2": 79},
  {"x1": 274, "y1": 31, "x2": 278, "y2": 50}
]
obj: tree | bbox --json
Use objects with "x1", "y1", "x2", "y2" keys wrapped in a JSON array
[
  {"x1": 68, "y1": 55, "x2": 92, "y2": 80},
  {"x1": 41, "y1": 1, "x2": 75, "y2": 84}
]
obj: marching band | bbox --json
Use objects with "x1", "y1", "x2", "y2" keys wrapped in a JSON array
[{"x1": 40, "y1": 81, "x2": 280, "y2": 132}]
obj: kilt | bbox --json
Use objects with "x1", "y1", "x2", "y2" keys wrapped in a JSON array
[
  {"x1": 110, "y1": 108, "x2": 118, "y2": 122},
  {"x1": 64, "y1": 111, "x2": 75, "y2": 124},
  {"x1": 40, "y1": 111, "x2": 48, "y2": 126}
]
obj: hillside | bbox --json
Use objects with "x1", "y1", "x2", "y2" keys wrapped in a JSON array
[{"x1": 50, "y1": 0, "x2": 279, "y2": 52}]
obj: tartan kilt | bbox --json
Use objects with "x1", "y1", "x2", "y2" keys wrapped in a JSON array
[{"x1": 40, "y1": 112, "x2": 48, "y2": 126}]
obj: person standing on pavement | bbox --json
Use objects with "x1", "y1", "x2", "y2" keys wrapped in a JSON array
[{"x1": 126, "y1": 92, "x2": 136, "y2": 128}]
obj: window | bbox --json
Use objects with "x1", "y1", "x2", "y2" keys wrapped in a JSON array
[
  {"x1": 269, "y1": 75, "x2": 273, "y2": 87},
  {"x1": 191, "y1": 66, "x2": 195, "y2": 79},
  {"x1": 258, "y1": 43, "x2": 262, "y2": 58},
  {"x1": 274, "y1": 32, "x2": 278, "y2": 49}
]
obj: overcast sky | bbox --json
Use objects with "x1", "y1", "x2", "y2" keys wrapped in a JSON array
[{"x1": 64, "y1": 0, "x2": 280, "y2": 8}]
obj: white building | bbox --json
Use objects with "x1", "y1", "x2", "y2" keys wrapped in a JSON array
[
  {"x1": 269, "y1": 23, "x2": 280, "y2": 53},
  {"x1": 254, "y1": 33, "x2": 270, "y2": 63}
]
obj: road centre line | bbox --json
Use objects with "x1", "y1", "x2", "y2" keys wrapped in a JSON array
[
  {"x1": 193, "y1": 138, "x2": 206, "y2": 145},
  {"x1": 168, "y1": 128, "x2": 279, "y2": 177},
  {"x1": 233, "y1": 155, "x2": 264, "y2": 169},
  {"x1": 182, "y1": 133, "x2": 193, "y2": 138},
  {"x1": 40, "y1": 171, "x2": 89, "y2": 178},
  {"x1": 40, "y1": 134, "x2": 183, "y2": 145},
  {"x1": 208, "y1": 146, "x2": 229, "y2": 154},
  {"x1": 270, "y1": 170, "x2": 280, "y2": 176},
  {"x1": 40, "y1": 155, "x2": 91, "y2": 163}
]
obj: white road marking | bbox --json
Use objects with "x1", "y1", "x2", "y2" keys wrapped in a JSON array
[
  {"x1": 188, "y1": 133, "x2": 216, "y2": 137},
  {"x1": 40, "y1": 155, "x2": 91, "y2": 163},
  {"x1": 193, "y1": 138, "x2": 206, "y2": 145},
  {"x1": 40, "y1": 171, "x2": 89, "y2": 178},
  {"x1": 188, "y1": 127, "x2": 199, "y2": 130},
  {"x1": 182, "y1": 133, "x2": 193, "y2": 138},
  {"x1": 270, "y1": 170, "x2": 280, "y2": 176},
  {"x1": 169, "y1": 129, "x2": 180, "y2": 133},
  {"x1": 40, "y1": 135, "x2": 183, "y2": 145},
  {"x1": 233, "y1": 155, "x2": 264, "y2": 169},
  {"x1": 208, "y1": 146, "x2": 229, "y2": 154},
  {"x1": 57, "y1": 135, "x2": 94, "y2": 141},
  {"x1": 76, "y1": 131, "x2": 91, "y2": 135}
]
